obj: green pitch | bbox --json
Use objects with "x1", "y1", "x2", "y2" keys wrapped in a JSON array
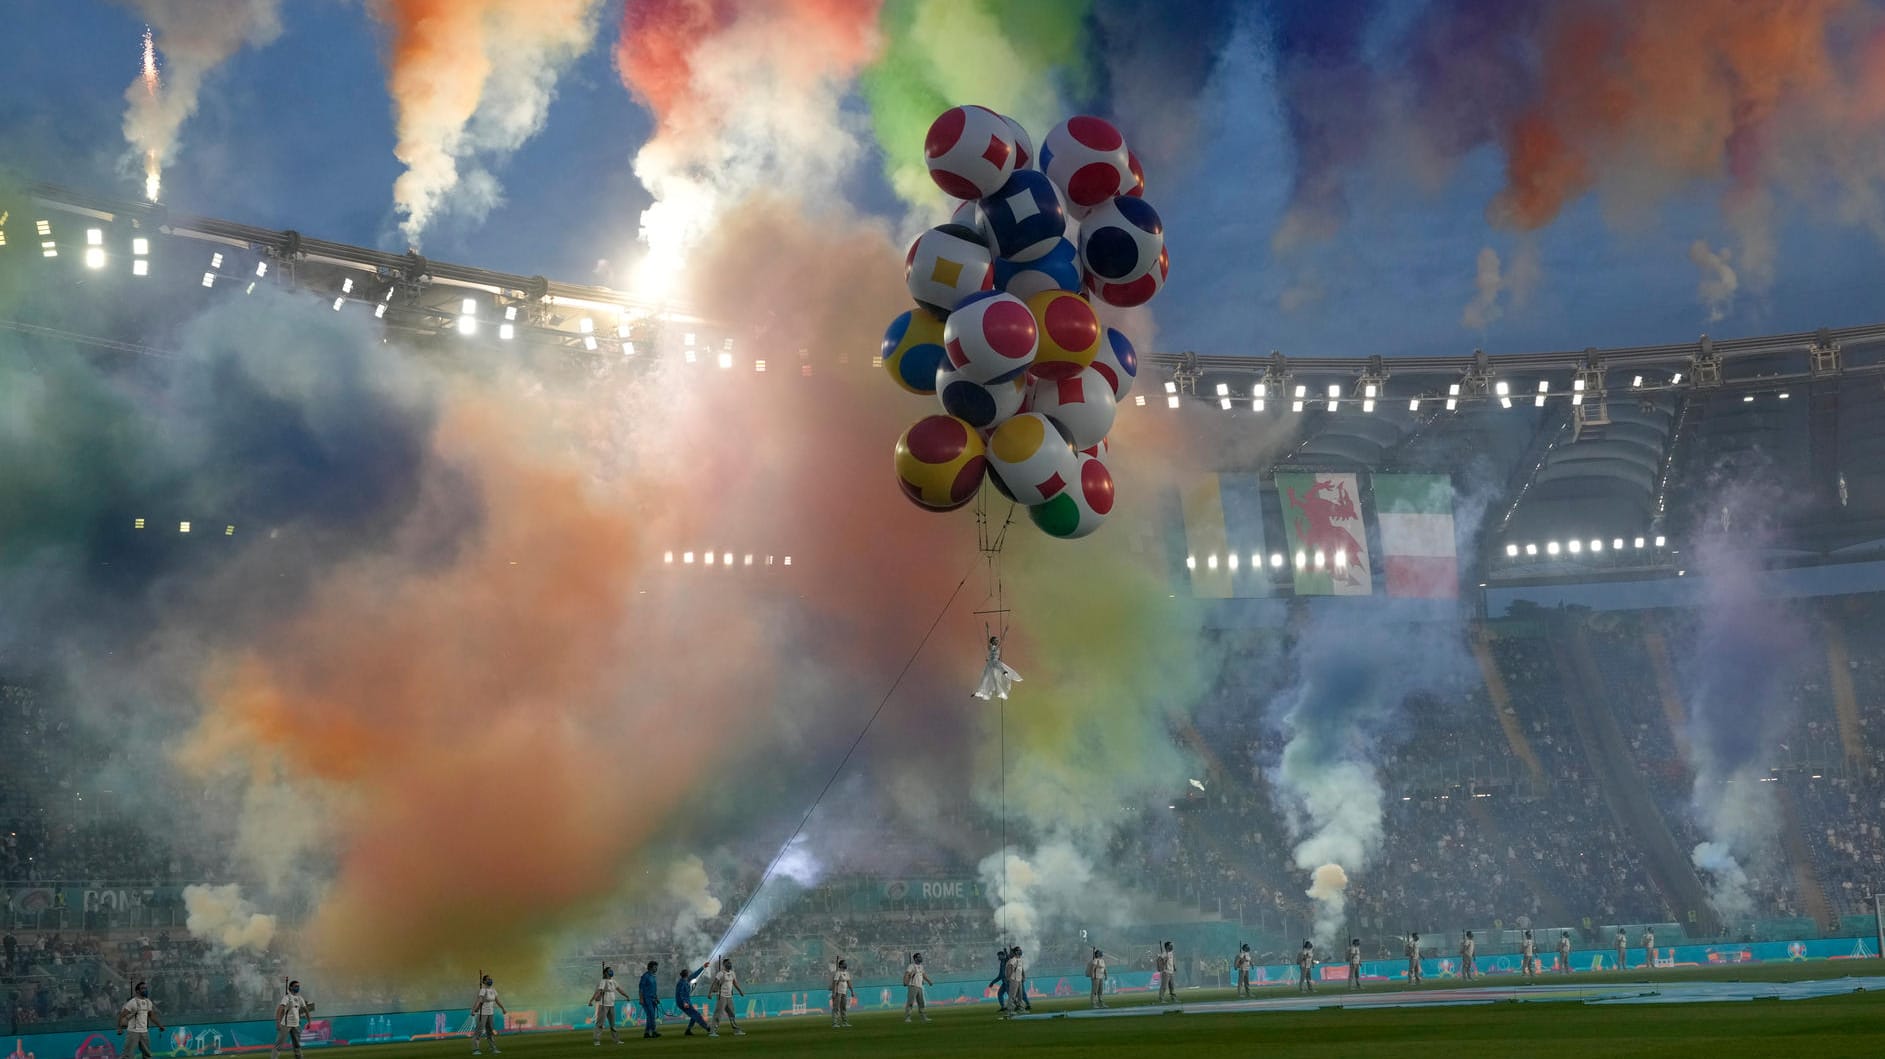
[{"x1": 355, "y1": 962, "x2": 1885, "y2": 1059}]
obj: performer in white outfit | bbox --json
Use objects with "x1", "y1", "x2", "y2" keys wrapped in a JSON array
[
  {"x1": 1003, "y1": 947, "x2": 1028, "y2": 1016},
  {"x1": 1519, "y1": 931, "x2": 1539, "y2": 980},
  {"x1": 904, "y1": 953, "x2": 932, "y2": 1022},
  {"x1": 1156, "y1": 941, "x2": 1179, "y2": 1003},
  {"x1": 591, "y1": 966, "x2": 628, "y2": 1045},
  {"x1": 1405, "y1": 934, "x2": 1423, "y2": 983},
  {"x1": 117, "y1": 982, "x2": 163, "y2": 1059},
  {"x1": 1460, "y1": 931, "x2": 1477, "y2": 980},
  {"x1": 1346, "y1": 938, "x2": 1362, "y2": 991},
  {"x1": 1557, "y1": 932, "x2": 1573, "y2": 974},
  {"x1": 1641, "y1": 927, "x2": 1656, "y2": 969},
  {"x1": 1234, "y1": 943, "x2": 1253, "y2": 998},
  {"x1": 1086, "y1": 949, "x2": 1108, "y2": 1008},
  {"x1": 470, "y1": 974, "x2": 506, "y2": 1054},
  {"x1": 710, "y1": 959, "x2": 746, "y2": 1037},
  {"x1": 272, "y1": 981, "x2": 313, "y2": 1059},
  {"x1": 1296, "y1": 941, "x2": 1315, "y2": 994},
  {"x1": 972, "y1": 636, "x2": 1022, "y2": 701},
  {"x1": 1614, "y1": 929, "x2": 1628, "y2": 971},
  {"x1": 829, "y1": 959, "x2": 856, "y2": 1028}
]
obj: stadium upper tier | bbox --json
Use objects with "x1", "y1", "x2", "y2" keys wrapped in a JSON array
[{"x1": 9, "y1": 181, "x2": 1885, "y2": 567}]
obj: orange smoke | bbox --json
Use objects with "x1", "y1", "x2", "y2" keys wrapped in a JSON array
[
  {"x1": 1494, "y1": 0, "x2": 1852, "y2": 230},
  {"x1": 186, "y1": 393, "x2": 774, "y2": 978},
  {"x1": 614, "y1": 0, "x2": 881, "y2": 137},
  {"x1": 376, "y1": 0, "x2": 599, "y2": 242}
]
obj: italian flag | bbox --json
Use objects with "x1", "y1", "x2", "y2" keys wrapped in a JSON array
[{"x1": 1374, "y1": 474, "x2": 1458, "y2": 599}]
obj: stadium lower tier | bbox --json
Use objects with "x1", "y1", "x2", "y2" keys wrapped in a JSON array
[{"x1": 8, "y1": 934, "x2": 1880, "y2": 1057}]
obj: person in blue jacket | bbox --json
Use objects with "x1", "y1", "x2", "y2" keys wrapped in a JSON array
[
  {"x1": 675, "y1": 962, "x2": 713, "y2": 1038},
  {"x1": 638, "y1": 961, "x2": 662, "y2": 1038},
  {"x1": 989, "y1": 946, "x2": 1012, "y2": 1013}
]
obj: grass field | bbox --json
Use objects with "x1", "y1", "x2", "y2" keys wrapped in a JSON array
[{"x1": 351, "y1": 962, "x2": 1885, "y2": 1059}]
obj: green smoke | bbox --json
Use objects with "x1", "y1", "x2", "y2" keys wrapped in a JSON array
[{"x1": 862, "y1": 0, "x2": 1096, "y2": 207}]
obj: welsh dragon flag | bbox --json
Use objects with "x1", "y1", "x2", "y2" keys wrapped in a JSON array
[
  {"x1": 1373, "y1": 474, "x2": 1458, "y2": 599},
  {"x1": 1275, "y1": 472, "x2": 1372, "y2": 596}
]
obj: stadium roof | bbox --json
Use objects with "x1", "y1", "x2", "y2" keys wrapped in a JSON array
[{"x1": 10, "y1": 180, "x2": 1885, "y2": 585}]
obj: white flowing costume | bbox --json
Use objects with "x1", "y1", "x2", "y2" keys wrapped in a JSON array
[{"x1": 972, "y1": 639, "x2": 1022, "y2": 701}]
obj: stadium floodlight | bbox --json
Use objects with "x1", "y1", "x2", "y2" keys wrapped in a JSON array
[
  {"x1": 1271, "y1": 552, "x2": 1285, "y2": 568},
  {"x1": 210, "y1": 252, "x2": 223, "y2": 269},
  {"x1": 1252, "y1": 397, "x2": 1265, "y2": 412},
  {"x1": 1295, "y1": 550, "x2": 1307, "y2": 569},
  {"x1": 1165, "y1": 380, "x2": 1178, "y2": 394},
  {"x1": 1778, "y1": 391, "x2": 1790, "y2": 399},
  {"x1": 1448, "y1": 382, "x2": 1461, "y2": 396},
  {"x1": 132, "y1": 237, "x2": 149, "y2": 256},
  {"x1": 499, "y1": 322, "x2": 514, "y2": 340},
  {"x1": 1219, "y1": 397, "x2": 1232, "y2": 410},
  {"x1": 375, "y1": 303, "x2": 388, "y2": 319},
  {"x1": 1333, "y1": 548, "x2": 1348, "y2": 570},
  {"x1": 1495, "y1": 380, "x2": 1509, "y2": 396},
  {"x1": 41, "y1": 240, "x2": 57, "y2": 258},
  {"x1": 1313, "y1": 549, "x2": 1326, "y2": 569},
  {"x1": 583, "y1": 336, "x2": 599, "y2": 351},
  {"x1": 1590, "y1": 539, "x2": 1603, "y2": 552},
  {"x1": 133, "y1": 518, "x2": 145, "y2": 529},
  {"x1": 84, "y1": 247, "x2": 105, "y2": 269},
  {"x1": 1632, "y1": 375, "x2": 1644, "y2": 388},
  {"x1": 1135, "y1": 394, "x2": 1147, "y2": 406},
  {"x1": 1573, "y1": 377, "x2": 1585, "y2": 391},
  {"x1": 201, "y1": 272, "x2": 215, "y2": 288},
  {"x1": 457, "y1": 314, "x2": 477, "y2": 337},
  {"x1": 1207, "y1": 554, "x2": 1218, "y2": 570},
  {"x1": 621, "y1": 340, "x2": 634, "y2": 356},
  {"x1": 1655, "y1": 535, "x2": 1666, "y2": 547},
  {"x1": 1525, "y1": 543, "x2": 1538, "y2": 556},
  {"x1": 340, "y1": 277, "x2": 354, "y2": 294},
  {"x1": 783, "y1": 556, "x2": 793, "y2": 566},
  {"x1": 245, "y1": 282, "x2": 256, "y2": 294},
  {"x1": 1409, "y1": 397, "x2": 1420, "y2": 411},
  {"x1": 1670, "y1": 371, "x2": 1682, "y2": 385},
  {"x1": 332, "y1": 296, "x2": 345, "y2": 311},
  {"x1": 683, "y1": 332, "x2": 696, "y2": 347},
  {"x1": 1226, "y1": 553, "x2": 1239, "y2": 570},
  {"x1": 1215, "y1": 382, "x2": 1230, "y2": 397},
  {"x1": 722, "y1": 552, "x2": 732, "y2": 566},
  {"x1": 255, "y1": 261, "x2": 268, "y2": 277},
  {"x1": 1634, "y1": 536, "x2": 1645, "y2": 549},
  {"x1": 755, "y1": 359, "x2": 767, "y2": 372},
  {"x1": 132, "y1": 259, "x2": 148, "y2": 277},
  {"x1": 461, "y1": 297, "x2": 477, "y2": 315},
  {"x1": 1253, "y1": 381, "x2": 1267, "y2": 398},
  {"x1": 1326, "y1": 383, "x2": 1340, "y2": 412},
  {"x1": 35, "y1": 220, "x2": 50, "y2": 236},
  {"x1": 618, "y1": 319, "x2": 633, "y2": 339},
  {"x1": 1505, "y1": 543, "x2": 1518, "y2": 557},
  {"x1": 1186, "y1": 555, "x2": 1196, "y2": 570},
  {"x1": 1291, "y1": 399, "x2": 1305, "y2": 413},
  {"x1": 1546, "y1": 541, "x2": 1560, "y2": 555},
  {"x1": 225, "y1": 525, "x2": 235, "y2": 537},
  {"x1": 1568, "y1": 539, "x2": 1581, "y2": 553},
  {"x1": 1168, "y1": 395, "x2": 1181, "y2": 409},
  {"x1": 664, "y1": 551, "x2": 673, "y2": 564},
  {"x1": 85, "y1": 228, "x2": 102, "y2": 246},
  {"x1": 579, "y1": 317, "x2": 594, "y2": 334},
  {"x1": 1295, "y1": 384, "x2": 1308, "y2": 398},
  {"x1": 718, "y1": 352, "x2": 733, "y2": 369},
  {"x1": 1363, "y1": 383, "x2": 1377, "y2": 398},
  {"x1": 1362, "y1": 398, "x2": 1375, "y2": 413},
  {"x1": 179, "y1": 521, "x2": 191, "y2": 534},
  {"x1": 1613, "y1": 538, "x2": 1624, "y2": 550},
  {"x1": 744, "y1": 554, "x2": 754, "y2": 566},
  {"x1": 504, "y1": 305, "x2": 518, "y2": 322},
  {"x1": 683, "y1": 551, "x2": 695, "y2": 564},
  {"x1": 1445, "y1": 395, "x2": 1458, "y2": 411},
  {"x1": 1743, "y1": 394, "x2": 1754, "y2": 403}
]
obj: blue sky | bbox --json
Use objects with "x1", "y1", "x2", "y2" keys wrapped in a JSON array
[{"x1": 4, "y1": 0, "x2": 1883, "y2": 360}]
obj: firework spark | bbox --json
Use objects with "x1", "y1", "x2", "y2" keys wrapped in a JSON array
[{"x1": 140, "y1": 28, "x2": 162, "y2": 201}]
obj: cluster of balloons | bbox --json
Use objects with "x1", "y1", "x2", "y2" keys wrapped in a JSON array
[{"x1": 885, "y1": 106, "x2": 1167, "y2": 540}]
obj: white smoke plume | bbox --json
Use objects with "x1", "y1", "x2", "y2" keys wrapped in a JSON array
[
  {"x1": 1692, "y1": 838, "x2": 1758, "y2": 925},
  {"x1": 377, "y1": 0, "x2": 603, "y2": 245},
  {"x1": 183, "y1": 882, "x2": 279, "y2": 953},
  {"x1": 1461, "y1": 242, "x2": 1540, "y2": 331},
  {"x1": 1689, "y1": 239, "x2": 1739, "y2": 322},
  {"x1": 1304, "y1": 862, "x2": 1351, "y2": 945},
  {"x1": 659, "y1": 855, "x2": 723, "y2": 964},
  {"x1": 122, "y1": 1, "x2": 284, "y2": 200},
  {"x1": 978, "y1": 839, "x2": 1139, "y2": 958},
  {"x1": 710, "y1": 834, "x2": 823, "y2": 961}
]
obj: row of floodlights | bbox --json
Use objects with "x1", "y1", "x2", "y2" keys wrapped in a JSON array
[
  {"x1": 1504, "y1": 535, "x2": 1667, "y2": 558},
  {"x1": 133, "y1": 518, "x2": 235, "y2": 536},
  {"x1": 1180, "y1": 375, "x2": 1666, "y2": 413},
  {"x1": 663, "y1": 551, "x2": 793, "y2": 567},
  {"x1": 1185, "y1": 548, "x2": 1355, "y2": 572}
]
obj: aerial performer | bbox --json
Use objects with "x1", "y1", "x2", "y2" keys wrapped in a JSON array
[{"x1": 972, "y1": 634, "x2": 1022, "y2": 701}]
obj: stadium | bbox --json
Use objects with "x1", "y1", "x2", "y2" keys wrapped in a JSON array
[{"x1": 7, "y1": 3, "x2": 1885, "y2": 1057}]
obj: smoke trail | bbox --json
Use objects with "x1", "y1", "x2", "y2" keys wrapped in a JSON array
[
  {"x1": 1680, "y1": 474, "x2": 1806, "y2": 923},
  {"x1": 1304, "y1": 863, "x2": 1349, "y2": 944},
  {"x1": 660, "y1": 856, "x2": 722, "y2": 962},
  {"x1": 1688, "y1": 240, "x2": 1739, "y2": 323},
  {"x1": 613, "y1": 0, "x2": 881, "y2": 296},
  {"x1": 1462, "y1": 247, "x2": 1504, "y2": 331},
  {"x1": 121, "y1": 2, "x2": 283, "y2": 202},
  {"x1": 978, "y1": 838, "x2": 1139, "y2": 956},
  {"x1": 376, "y1": 0, "x2": 603, "y2": 244},
  {"x1": 183, "y1": 883, "x2": 279, "y2": 953}
]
